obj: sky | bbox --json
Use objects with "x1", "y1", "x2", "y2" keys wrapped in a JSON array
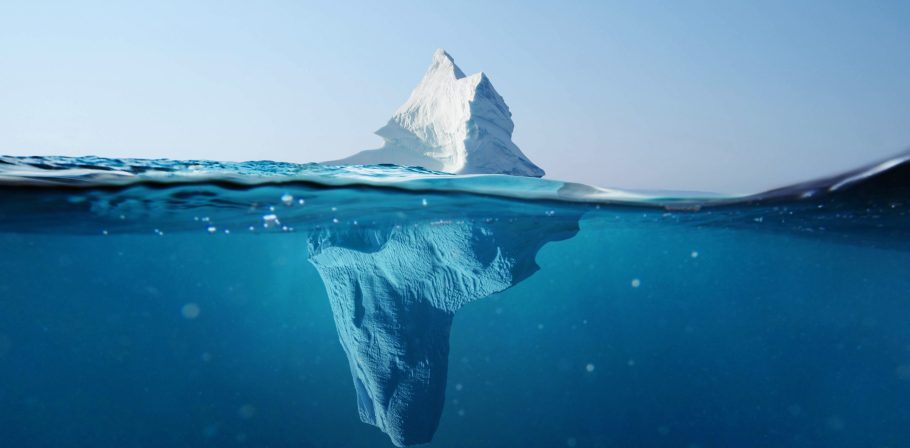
[{"x1": 1, "y1": 0, "x2": 909, "y2": 193}]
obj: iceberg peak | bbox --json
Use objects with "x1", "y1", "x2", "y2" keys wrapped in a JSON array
[
  {"x1": 328, "y1": 49, "x2": 545, "y2": 177},
  {"x1": 428, "y1": 48, "x2": 465, "y2": 79}
]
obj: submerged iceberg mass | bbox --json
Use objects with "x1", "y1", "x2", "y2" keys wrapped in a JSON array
[
  {"x1": 328, "y1": 49, "x2": 545, "y2": 177},
  {"x1": 307, "y1": 218, "x2": 579, "y2": 446}
]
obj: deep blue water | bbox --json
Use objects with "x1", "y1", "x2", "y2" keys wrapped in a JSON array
[{"x1": 1, "y1": 155, "x2": 909, "y2": 447}]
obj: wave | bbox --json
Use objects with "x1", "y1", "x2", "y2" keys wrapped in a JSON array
[{"x1": 2, "y1": 150, "x2": 907, "y2": 207}]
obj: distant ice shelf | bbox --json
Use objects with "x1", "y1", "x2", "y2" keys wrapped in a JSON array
[{"x1": 327, "y1": 49, "x2": 545, "y2": 177}]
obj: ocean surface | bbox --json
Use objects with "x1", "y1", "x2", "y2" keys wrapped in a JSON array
[{"x1": 1, "y1": 154, "x2": 909, "y2": 448}]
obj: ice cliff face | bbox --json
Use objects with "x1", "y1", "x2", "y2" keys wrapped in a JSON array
[
  {"x1": 307, "y1": 217, "x2": 578, "y2": 446},
  {"x1": 328, "y1": 49, "x2": 545, "y2": 177}
]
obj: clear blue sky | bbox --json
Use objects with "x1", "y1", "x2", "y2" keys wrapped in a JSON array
[{"x1": 2, "y1": 0, "x2": 909, "y2": 193}]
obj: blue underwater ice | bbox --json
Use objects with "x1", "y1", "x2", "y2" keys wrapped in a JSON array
[{"x1": 1, "y1": 154, "x2": 909, "y2": 447}]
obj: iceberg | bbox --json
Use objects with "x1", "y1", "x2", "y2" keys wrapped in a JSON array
[
  {"x1": 307, "y1": 216, "x2": 579, "y2": 446},
  {"x1": 328, "y1": 49, "x2": 545, "y2": 177}
]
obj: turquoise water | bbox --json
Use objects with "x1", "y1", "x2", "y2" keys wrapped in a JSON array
[{"x1": 1, "y1": 155, "x2": 909, "y2": 447}]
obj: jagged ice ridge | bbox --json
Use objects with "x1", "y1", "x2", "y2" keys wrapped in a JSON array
[{"x1": 328, "y1": 49, "x2": 545, "y2": 177}]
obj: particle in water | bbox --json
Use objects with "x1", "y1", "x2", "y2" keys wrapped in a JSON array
[
  {"x1": 585, "y1": 363, "x2": 595, "y2": 372},
  {"x1": 896, "y1": 364, "x2": 910, "y2": 380},
  {"x1": 224, "y1": 229, "x2": 230, "y2": 235},
  {"x1": 262, "y1": 214, "x2": 279, "y2": 228},
  {"x1": 537, "y1": 323, "x2": 545, "y2": 330},
  {"x1": 238, "y1": 404, "x2": 256, "y2": 419},
  {"x1": 566, "y1": 437, "x2": 577, "y2": 447},
  {"x1": 457, "y1": 409, "x2": 465, "y2": 417},
  {"x1": 298, "y1": 198, "x2": 305, "y2": 205},
  {"x1": 826, "y1": 416, "x2": 845, "y2": 431},
  {"x1": 691, "y1": 251, "x2": 699, "y2": 258},
  {"x1": 332, "y1": 218, "x2": 339, "y2": 224},
  {"x1": 202, "y1": 423, "x2": 218, "y2": 439},
  {"x1": 281, "y1": 194, "x2": 294, "y2": 206},
  {"x1": 248, "y1": 226, "x2": 255, "y2": 232},
  {"x1": 181, "y1": 303, "x2": 201, "y2": 320},
  {"x1": 421, "y1": 198, "x2": 428, "y2": 207},
  {"x1": 206, "y1": 226, "x2": 217, "y2": 234},
  {"x1": 0, "y1": 335, "x2": 11, "y2": 357},
  {"x1": 455, "y1": 383, "x2": 463, "y2": 391},
  {"x1": 631, "y1": 278, "x2": 641, "y2": 288},
  {"x1": 101, "y1": 230, "x2": 109, "y2": 235},
  {"x1": 269, "y1": 205, "x2": 276, "y2": 212},
  {"x1": 545, "y1": 210, "x2": 556, "y2": 216},
  {"x1": 201, "y1": 352, "x2": 213, "y2": 362}
]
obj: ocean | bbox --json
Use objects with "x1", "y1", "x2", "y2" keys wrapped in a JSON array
[{"x1": 1, "y1": 154, "x2": 908, "y2": 447}]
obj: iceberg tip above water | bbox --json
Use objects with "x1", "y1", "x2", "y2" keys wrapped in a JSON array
[{"x1": 327, "y1": 49, "x2": 545, "y2": 178}]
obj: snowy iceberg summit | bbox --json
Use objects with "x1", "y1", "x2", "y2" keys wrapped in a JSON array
[
  {"x1": 328, "y1": 49, "x2": 545, "y2": 177},
  {"x1": 307, "y1": 216, "x2": 579, "y2": 446}
]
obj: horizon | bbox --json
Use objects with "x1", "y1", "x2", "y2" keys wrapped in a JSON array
[{"x1": 2, "y1": 1, "x2": 909, "y2": 194}]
